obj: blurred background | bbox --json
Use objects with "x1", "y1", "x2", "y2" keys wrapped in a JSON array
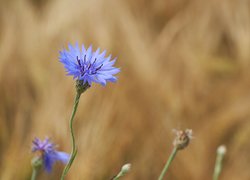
[{"x1": 1, "y1": 0, "x2": 250, "y2": 179}]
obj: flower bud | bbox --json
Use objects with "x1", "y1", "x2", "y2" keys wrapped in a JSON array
[
  {"x1": 217, "y1": 145, "x2": 227, "y2": 155},
  {"x1": 121, "y1": 163, "x2": 131, "y2": 174},
  {"x1": 31, "y1": 156, "x2": 43, "y2": 169}
]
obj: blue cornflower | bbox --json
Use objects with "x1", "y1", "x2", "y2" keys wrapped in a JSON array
[
  {"x1": 59, "y1": 43, "x2": 120, "y2": 86},
  {"x1": 32, "y1": 137, "x2": 70, "y2": 173}
]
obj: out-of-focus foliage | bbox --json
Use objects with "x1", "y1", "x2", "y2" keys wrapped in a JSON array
[{"x1": 1, "y1": 0, "x2": 250, "y2": 179}]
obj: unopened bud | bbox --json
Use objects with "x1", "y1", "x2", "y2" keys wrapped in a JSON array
[
  {"x1": 121, "y1": 163, "x2": 131, "y2": 174},
  {"x1": 113, "y1": 163, "x2": 131, "y2": 180},
  {"x1": 31, "y1": 156, "x2": 43, "y2": 169},
  {"x1": 217, "y1": 145, "x2": 227, "y2": 155}
]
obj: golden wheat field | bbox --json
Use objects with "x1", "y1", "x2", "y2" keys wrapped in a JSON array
[{"x1": 1, "y1": 0, "x2": 250, "y2": 179}]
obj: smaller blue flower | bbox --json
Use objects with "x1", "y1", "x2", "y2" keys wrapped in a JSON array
[
  {"x1": 32, "y1": 137, "x2": 70, "y2": 173},
  {"x1": 59, "y1": 43, "x2": 120, "y2": 86}
]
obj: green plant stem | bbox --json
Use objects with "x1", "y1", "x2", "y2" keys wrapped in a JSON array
[
  {"x1": 61, "y1": 92, "x2": 81, "y2": 180},
  {"x1": 113, "y1": 172, "x2": 123, "y2": 180},
  {"x1": 158, "y1": 147, "x2": 178, "y2": 180},
  {"x1": 213, "y1": 150, "x2": 225, "y2": 180},
  {"x1": 31, "y1": 168, "x2": 39, "y2": 180}
]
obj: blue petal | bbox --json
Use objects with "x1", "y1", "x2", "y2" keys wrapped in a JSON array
[
  {"x1": 89, "y1": 48, "x2": 100, "y2": 64},
  {"x1": 98, "y1": 50, "x2": 106, "y2": 59},
  {"x1": 81, "y1": 44, "x2": 86, "y2": 59},
  {"x1": 95, "y1": 53, "x2": 109, "y2": 66},
  {"x1": 107, "y1": 76, "x2": 117, "y2": 82},
  {"x1": 44, "y1": 153, "x2": 55, "y2": 173},
  {"x1": 86, "y1": 45, "x2": 93, "y2": 62},
  {"x1": 100, "y1": 68, "x2": 120, "y2": 75},
  {"x1": 103, "y1": 58, "x2": 117, "y2": 66},
  {"x1": 54, "y1": 151, "x2": 70, "y2": 164},
  {"x1": 96, "y1": 75, "x2": 107, "y2": 86}
]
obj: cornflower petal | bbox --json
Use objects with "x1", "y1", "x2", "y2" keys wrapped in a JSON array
[{"x1": 54, "y1": 151, "x2": 70, "y2": 164}]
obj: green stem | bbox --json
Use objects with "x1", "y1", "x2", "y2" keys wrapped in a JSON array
[
  {"x1": 61, "y1": 92, "x2": 81, "y2": 180},
  {"x1": 158, "y1": 147, "x2": 178, "y2": 180},
  {"x1": 213, "y1": 147, "x2": 226, "y2": 180},
  {"x1": 31, "y1": 168, "x2": 39, "y2": 180},
  {"x1": 113, "y1": 172, "x2": 123, "y2": 180}
]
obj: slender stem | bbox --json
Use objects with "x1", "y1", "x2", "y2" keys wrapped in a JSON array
[
  {"x1": 158, "y1": 147, "x2": 178, "y2": 180},
  {"x1": 31, "y1": 168, "x2": 39, "y2": 180},
  {"x1": 213, "y1": 146, "x2": 226, "y2": 180},
  {"x1": 61, "y1": 92, "x2": 81, "y2": 180},
  {"x1": 113, "y1": 172, "x2": 123, "y2": 180}
]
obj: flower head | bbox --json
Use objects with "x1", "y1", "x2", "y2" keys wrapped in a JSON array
[
  {"x1": 59, "y1": 43, "x2": 120, "y2": 86},
  {"x1": 32, "y1": 137, "x2": 70, "y2": 172},
  {"x1": 172, "y1": 129, "x2": 193, "y2": 150}
]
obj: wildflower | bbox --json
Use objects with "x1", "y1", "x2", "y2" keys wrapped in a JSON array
[
  {"x1": 59, "y1": 43, "x2": 120, "y2": 86},
  {"x1": 32, "y1": 137, "x2": 70, "y2": 173}
]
